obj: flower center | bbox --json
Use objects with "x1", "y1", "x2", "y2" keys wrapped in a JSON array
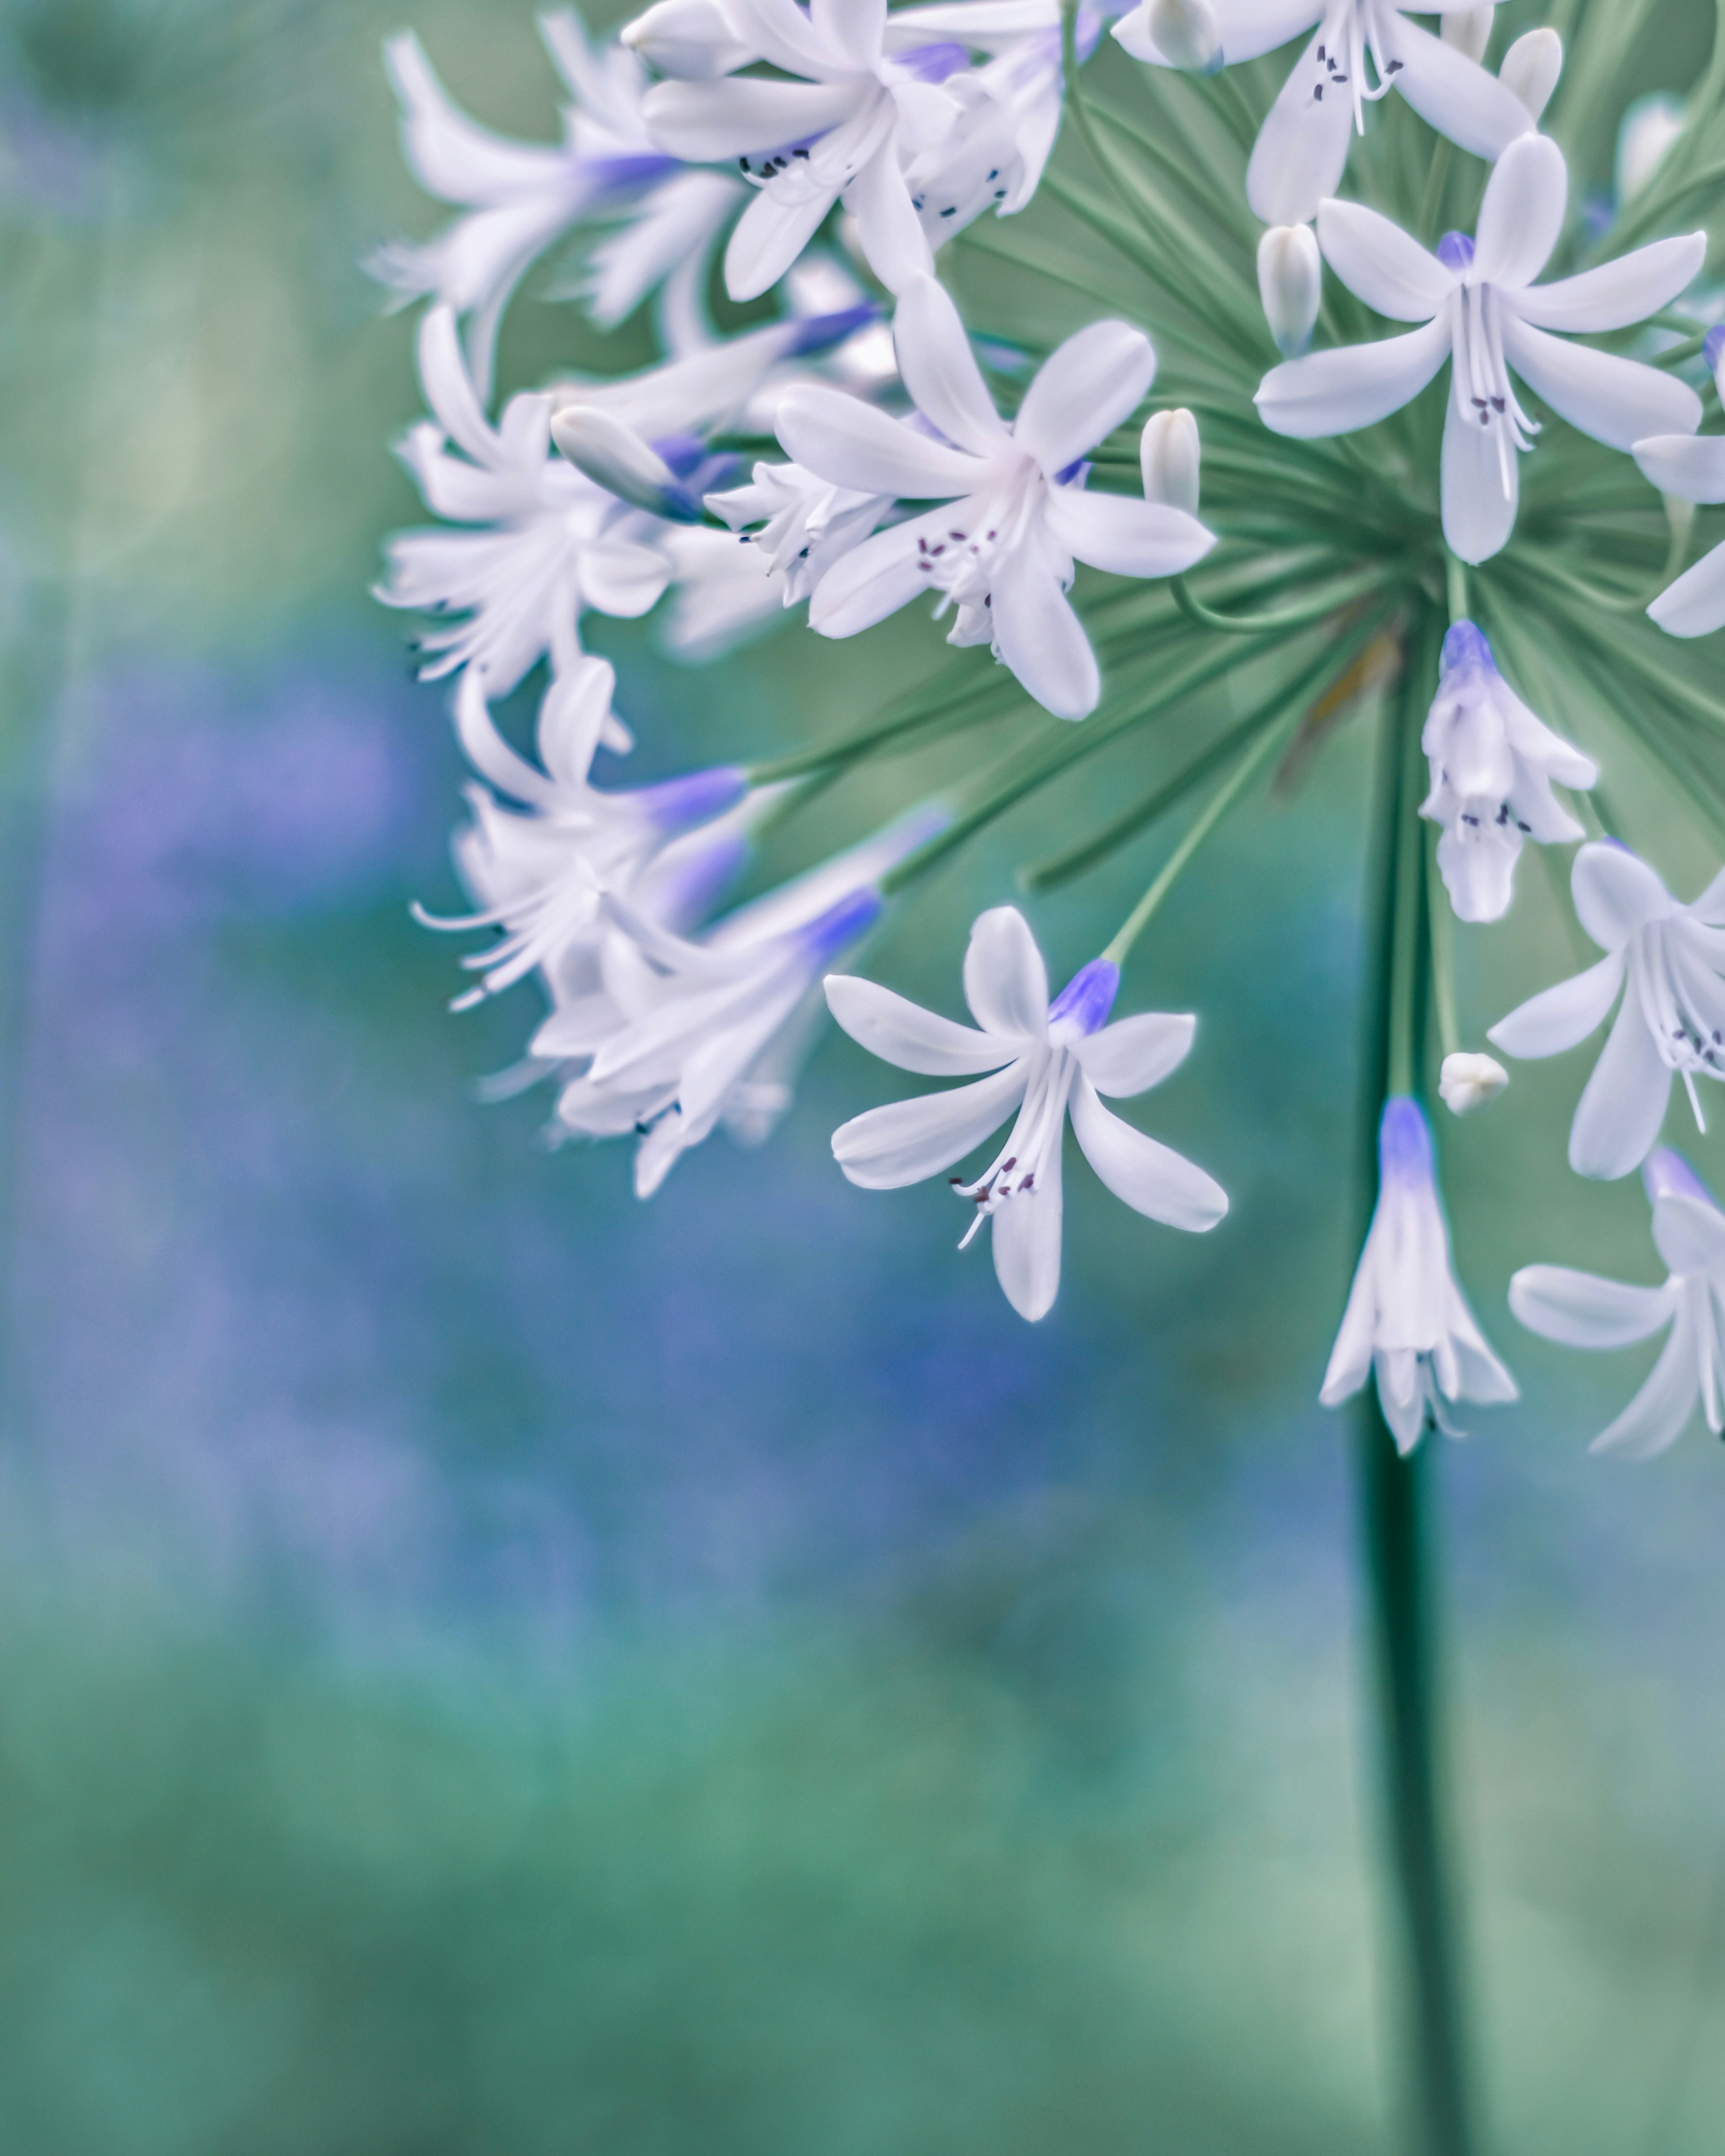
[
  {"x1": 910, "y1": 455, "x2": 1041, "y2": 624},
  {"x1": 1450, "y1": 282, "x2": 1540, "y2": 498},
  {"x1": 951, "y1": 1048, "x2": 1074, "y2": 1243},
  {"x1": 1633, "y1": 920, "x2": 1725, "y2": 1123},
  {"x1": 1311, "y1": 1, "x2": 1403, "y2": 134}
]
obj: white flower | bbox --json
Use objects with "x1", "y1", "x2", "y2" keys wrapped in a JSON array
[
  {"x1": 827, "y1": 906, "x2": 1226, "y2": 1322},
  {"x1": 1256, "y1": 135, "x2": 1705, "y2": 564},
  {"x1": 1114, "y1": 0, "x2": 1534, "y2": 227},
  {"x1": 1320, "y1": 1096, "x2": 1517, "y2": 1451},
  {"x1": 375, "y1": 16, "x2": 737, "y2": 397},
  {"x1": 706, "y1": 459, "x2": 894, "y2": 607},
  {"x1": 1510, "y1": 1148, "x2": 1725, "y2": 1459},
  {"x1": 1488, "y1": 841, "x2": 1725, "y2": 1181},
  {"x1": 541, "y1": 808, "x2": 947, "y2": 1195},
  {"x1": 1419, "y1": 619, "x2": 1596, "y2": 922},
  {"x1": 1634, "y1": 413, "x2": 1725, "y2": 639},
  {"x1": 1438, "y1": 1051, "x2": 1507, "y2": 1115},
  {"x1": 776, "y1": 276, "x2": 1214, "y2": 719}
]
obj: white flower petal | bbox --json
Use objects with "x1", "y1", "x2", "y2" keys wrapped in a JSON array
[
  {"x1": 578, "y1": 539, "x2": 672, "y2": 617},
  {"x1": 1588, "y1": 1301, "x2": 1701, "y2": 1458},
  {"x1": 1013, "y1": 320, "x2": 1158, "y2": 476},
  {"x1": 847, "y1": 141, "x2": 935, "y2": 295},
  {"x1": 823, "y1": 975, "x2": 1018, "y2": 1074},
  {"x1": 776, "y1": 384, "x2": 982, "y2": 496},
  {"x1": 643, "y1": 76, "x2": 860, "y2": 162},
  {"x1": 1489, "y1": 950, "x2": 1625, "y2": 1058},
  {"x1": 1509, "y1": 1265, "x2": 1679, "y2": 1348},
  {"x1": 725, "y1": 180, "x2": 840, "y2": 302},
  {"x1": 807, "y1": 519, "x2": 929, "y2": 636},
  {"x1": 1649, "y1": 541, "x2": 1725, "y2": 638},
  {"x1": 1073, "y1": 1012, "x2": 1195, "y2": 1096},
  {"x1": 1441, "y1": 380, "x2": 1521, "y2": 564},
  {"x1": 1501, "y1": 315, "x2": 1703, "y2": 452},
  {"x1": 831, "y1": 1060, "x2": 1029, "y2": 1188},
  {"x1": 1043, "y1": 489, "x2": 1214, "y2": 578},
  {"x1": 1573, "y1": 841, "x2": 1673, "y2": 948},
  {"x1": 1317, "y1": 199, "x2": 1454, "y2": 323},
  {"x1": 1570, "y1": 993, "x2": 1672, "y2": 1180},
  {"x1": 1472, "y1": 133, "x2": 1566, "y2": 289},
  {"x1": 891, "y1": 276, "x2": 1009, "y2": 457},
  {"x1": 991, "y1": 1140, "x2": 1064, "y2": 1320},
  {"x1": 1246, "y1": 27, "x2": 1356, "y2": 228},
  {"x1": 964, "y1": 906, "x2": 1049, "y2": 1036},
  {"x1": 988, "y1": 526, "x2": 1100, "y2": 720},
  {"x1": 1390, "y1": 16, "x2": 1534, "y2": 163},
  {"x1": 1515, "y1": 233, "x2": 1707, "y2": 334},
  {"x1": 1650, "y1": 1190, "x2": 1725, "y2": 1277},
  {"x1": 1633, "y1": 432, "x2": 1725, "y2": 507},
  {"x1": 1070, "y1": 1076, "x2": 1227, "y2": 1230},
  {"x1": 1256, "y1": 312, "x2": 1454, "y2": 439}
]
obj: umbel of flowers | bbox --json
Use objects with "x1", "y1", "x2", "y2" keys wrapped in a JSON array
[{"x1": 374, "y1": 9, "x2": 1725, "y2": 2148}]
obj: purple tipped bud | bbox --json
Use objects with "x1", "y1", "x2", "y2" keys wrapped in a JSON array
[
  {"x1": 1379, "y1": 1096, "x2": 1436, "y2": 1185},
  {"x1": 635, "y1": 765, "x2": 749, "y2": 834},
  {"x1": 1048, "y1": 958, "x2": 1121, "y2": 1038},
  {"x1": 1439, "y1": 619, "x2": 1495, "y2": 679},
  {"x1": 802, "y1": 888, "x2": 883, "y2": 963},
  {"x1": 1437, "y1": 230, "x2": 1476, "y2": 274},
  {"x1": 1644, "y1": 1147, "x2": 1721, "y2": 1211}
]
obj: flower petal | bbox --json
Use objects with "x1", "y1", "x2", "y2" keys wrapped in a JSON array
[
  {"x1": 989, "y1": 526, "x2": 1101, "y2": 720},
  {"x1": 1073, "y1": 1012, "x2": 1195, "y2": 1096},
  {"x1": 1389, "y1": 16, "x2": 1535, "y2": 164},
  {"x1": 1634, "y1": 432, "x2": 1725, "y2": 507},
  {"x1": 1488, "y1": 950, "x2": 1625, "y2": 1058},
  {"x1": 1246, "y1": 27, "x2": 1356, "y2": 228},
  {"x1": 1441, "y1": 380, "x2": 1521, "y2": 564},
  {"x1": 1317, "y1": 199, "x2": 1454, "y2": 322},
  {"x1": 1515, "y1": 233, "x2": 1707, "y2": 333},
  {"x1": 1570, "y1": 992, "x2": 1672, "y2": 1181},
  {"x1": 847, "y1": 141, "x2": 935, "y2": 296},
  {"x1": 1501, "y1": 315, "x2": 1703, "y2": 452},
  {"x1": 1044, "y1": 489, "x2": 1214, "y2": 578},
  {"x1": 1509, "y1": 1265, "x2": 1679, "y2": 1348},
  {"x1": 891, "y1": 276, "x2": 1008, "y2": 457},
  {"x1": 1649, "y1": 540, "x2": 1725, "y2": 639},
  {"x1": 1589, "y1": 1299, "x2": 1701, "y2": 1458},
  {"x1": 643, "y1": 76, "x2": 860, "y2": 162},
  {"x1": 1013, "y1": 320, "x2": 1158, "y2": 475},
  {"x1": 1651, "y1": 1190, "x2": 1725, "y2": 1277},
  {"x1": 1572, "y1": 840, "x2": 1673, "y2": 948},
  {"x1": 823, "y1": 974, "x2": 1017, "y2": 1074},
  {"x1": 831, "y1": 1059, "x2": 1028, "y2": 1188},
  {"x1": 807, "y1": 519, "x2": 929, "y2": 636},
  {"x1": 1070, "y1": 1076, "x2": 1228, "y2": 1230},
  {"x1": 990, "y1": 1133, "x2": 1064, "y2": 1320},
  {"x1": 725, "y1": 180, "x2": 840, "y2": 302},
  {"x1": 775, "y1": 384, "x2": 982, "y2": 496},
  {"x1": 1471, "y1": 131, "x2": 1566, "y2": 288},
  {"x1": 964, "y1": 906, "x2": 1048, "y2": 1036},
  {"x1": 1256, "y1": 312, "x2": 1454, "y2": 439}
]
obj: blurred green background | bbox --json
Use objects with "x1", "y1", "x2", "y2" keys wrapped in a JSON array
[{"x1": 0, "y1": 2, "x2": 1722, "y2": 2150}]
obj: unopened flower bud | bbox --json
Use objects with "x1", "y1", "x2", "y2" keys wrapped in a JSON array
[
  {"x1": 552, "y1": 405, "x2": 702, "y2": 521},
  {"x1": 1140, "y1": 409, "x2": 1200, "y2": 514},
  {"x1": 1147, "y1": 0, "x2": 1222, "y2": 73},
  {"x1": 1616, "y1": 93, "x2": 1686, "y2": 204},
  {"x1": 1439, "y1": 1052, "x2": 1509, "y2": 1117},
  {"x1": 1257, "y1": 224, "x2": 1321, "y2": 358},
  {"x1": 620, "y1": 0, "x2": 750, "y2": 80},
  {"x1": 1498, "y1": 28, "x2": 1561, "y2": 121},
  {"x1": 1441, "y1": 5, "x2": 1493, "y2": 63}
]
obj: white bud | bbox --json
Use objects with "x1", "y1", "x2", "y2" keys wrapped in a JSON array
[
  {"x1": 1439, "y1": 1052, "x2": 1509, "y2": 1117},
  {"x1": 551, "y1": 405, "x2": 696, "y2": 520},
  {"x1": 1440, "y1": 5, "x2": 1494, "y2": 64},
  {"x1": 1147, "y1": 0, "x2": 1222, "y2": 72},
  {"x1": 1140, "y1": 409, "x2": 1201, "y2": 514},
  {"x1": 1257, "y1": 224, "x2": 1321, "y2": 358},
  {"x1": 1498, "y1": 28, "x2": 1561, "y2": 121},
  {"x1": 620, "y1": 0, "x2": 750, "y2": 80},
  {"x1": 1617, "y1": 92, "x2": 1686, "y2": 203}
]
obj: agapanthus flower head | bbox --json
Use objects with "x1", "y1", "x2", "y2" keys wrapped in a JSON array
[
  {"x1": 1511, "y1": 1148, "x2": 1725, "y2": 1459},
  {"x1": 1420, "y1": 620, "x2": 1596, "y2": 923},
  {"x1": 827, "y1": 906, "x2": 1225, "y2": 1321},
  {"x1": 1490, "y1": 842, "x2": 1725, "y2": 1181},
  {"x1": 1321, "y1": 1096, "x2": 1517, "y2": 1452}
]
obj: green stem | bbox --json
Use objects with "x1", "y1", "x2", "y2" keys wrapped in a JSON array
[
  {"x1": 1170, "y1": 567, "x2": 1386, "y2": 633},
  {"x1": 1445, "y1": 553, "x2": 1468, "y2": 626},
  {"x1": 1356, "y1": 605, "x2": 1477, "y2": 2156}
]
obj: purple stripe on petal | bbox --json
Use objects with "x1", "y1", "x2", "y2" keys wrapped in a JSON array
[
  {"x1": 801, "y1": 888, "x2": 883, "y2": 963},
  {"x1": 633, "y1": 766, "x2": 749, "y2": 833},
  {"x1": 785, "y1": 302, "x2": 880, "y2": 358},
  {"x1": 893, "y1": 41, "x2": 969, "y2": 83},
  {"x1": 583, "y1": 153, "x2": 681, "y2": 192},
  {"x1": 1048, "y1": 958, "x2": 1119, "y2": 1037}
]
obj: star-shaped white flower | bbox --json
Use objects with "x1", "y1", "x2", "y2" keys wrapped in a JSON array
[
  {"x1": 827, "y1": 906, "x2": 1226, "y2": 1322},
  {"x1": 1489, "y1": 841, "x2": 1725, "y2": 1181},
  {"x1": 1114, "y1": 0, "x2": 1533, "y2": 226},
  {"x1": 776, "y1": 275, "x2": 1213, "y2": 719},
  {"x1": 1256, "y1": 134, "x2": 1705, "y2": 563},
  {"x1": 1320, "y1": 1095, "x2": 1517, "y2": 1451},
  {"x1": 1420, "y1": 619, "x2": 1596, "y2": 922},
  {"x1": 1511, "y1": 1149, "x2": 1725, "y2": 1459}
]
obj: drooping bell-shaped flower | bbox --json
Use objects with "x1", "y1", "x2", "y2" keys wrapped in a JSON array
[
  {"x1": 1634, "y1": 416, "x2": 1725, "y2": 639},
  {"x1": 1114, "y1": 0, "x2": 1533, "y2": 227},
  {"x1": 827, "y1": 906, "x2": 1226, "y2": 1322},
  {"x1": 1256, "y1": 134, "x2": 1705, "y2": 563},
  {"x1": 1320, "y1": 1096, "x2": 1517, "y2": 1452},
  {"x1": 776, "y1": 276, "x2": 1214, "y2": 719},
  {"x1": 1510, "y1": 1149, "x2": 1725, "y2": 1459},
  {"x1": 1420, "y1": 620, "x2": 1597, "y2": 922},
  {"x1": 1489, "y1": 841, "x2": 1725, "y2": 1181}
]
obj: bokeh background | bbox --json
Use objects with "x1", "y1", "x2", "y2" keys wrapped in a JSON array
[{"x1": 0, "y1": 2, "x2": 1722, "y2": 2150}]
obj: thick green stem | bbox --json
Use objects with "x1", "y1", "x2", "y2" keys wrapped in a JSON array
[{"x1": 1355, "y1": 607, "x2": 1477, "y2": 2156}]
